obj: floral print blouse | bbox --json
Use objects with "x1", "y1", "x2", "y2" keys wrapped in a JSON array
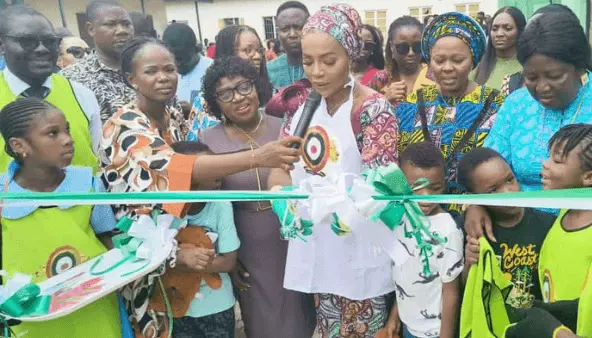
[
  {"x1": 281, "y1": 91, "x2": 399, "y2": 170},
  {"x1": 99, "y1": 103, "x2": 196, "y2": 220}
]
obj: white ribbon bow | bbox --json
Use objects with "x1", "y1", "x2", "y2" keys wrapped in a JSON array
[{"x1": 128, "y1": 214, "x2": 187, "y2": 260}]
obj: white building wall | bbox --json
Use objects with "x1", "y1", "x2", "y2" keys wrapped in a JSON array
[{"x1": 166, "y1": 0, "x2": 499, "y2": 43}]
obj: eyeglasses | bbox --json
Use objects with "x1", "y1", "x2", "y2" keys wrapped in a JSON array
[
  {"x1": 2, "y1": 35, "x2": 61, "y2": 53},
  {"x1": 66, "y1": 46, "x2": 91, "y2": 59},
  {"x1": 393, "y1": 41, "x2": 422, "y2": 55},
  {"x1": 215, "y1": 80, "x2": 255, "y2": 103},
  {"x1": 362, "y1": 41, "x2": 376, "y2": 51},
  {"x1": 234, "y1": 47, "x2": 264, "y2": 58}
]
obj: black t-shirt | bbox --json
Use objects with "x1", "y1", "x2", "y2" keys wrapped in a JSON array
[{"x1": 489, "y1": 208, "x2": 556, "y2": 304}]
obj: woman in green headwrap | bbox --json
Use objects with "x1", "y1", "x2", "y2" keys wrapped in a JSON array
[{"x1": 395, "y1": 12, "x2": 505, "y2": 216}]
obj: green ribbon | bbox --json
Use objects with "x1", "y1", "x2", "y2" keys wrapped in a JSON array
[
  {"x1": 364, "y1": 163, "x2": 447, "y2": 276},
  {"x1": 90, "y1": 216, "x2": 153, "y2": 277},
  {"x1": 0, "y1": 283, "x2": 51, "y2": 318},
  {"x1": 272, "y1": 187, "x2": 314, "y2": 241}
]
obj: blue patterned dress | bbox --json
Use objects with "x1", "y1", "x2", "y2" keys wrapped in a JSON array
[
  {"x1": 484, "y1": 76, "x2": 592, "y2": 193},
  {"x1": 186, "y1": 93, "x2": 219, "y2": 141},
  {"x1": 396, "y1": 84, "x2": 504, "y2": 213}
]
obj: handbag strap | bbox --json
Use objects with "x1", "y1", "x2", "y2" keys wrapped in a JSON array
[{"x1": 417, "y1": 87, "x2": 498, "y2": 169}]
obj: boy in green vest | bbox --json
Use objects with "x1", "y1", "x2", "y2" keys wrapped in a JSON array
[{"x1": 458, "y1": 147, "x2": 555, "y2": 308}]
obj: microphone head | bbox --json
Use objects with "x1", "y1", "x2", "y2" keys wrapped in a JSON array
[{"x1": 306, "y1": 91, "x2": 322, "y2": 104}]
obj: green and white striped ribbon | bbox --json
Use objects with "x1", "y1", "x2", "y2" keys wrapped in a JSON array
[{"x1": 0, "y1": 188, "x2": 590, "y2": 210}]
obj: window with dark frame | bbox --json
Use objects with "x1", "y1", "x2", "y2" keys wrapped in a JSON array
[{"x1": 263, "y1": 16, "x2": 277, "y2": 40}]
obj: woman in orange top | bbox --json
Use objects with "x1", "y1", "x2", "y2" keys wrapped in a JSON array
[
  {"x1": 368, "y1": 16, "x2": 434, "y2": 105},
  {"x1": 99, "y1": 36, "x2": 301, "y2": 338}
]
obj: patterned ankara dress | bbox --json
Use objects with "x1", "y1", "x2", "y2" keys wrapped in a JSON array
[
  {"x1": 99, "y1": 102, "x2": 196, "y2": 338},
  {"x1": 396, "y1": 84, "x2": 504, "y2": 214}
]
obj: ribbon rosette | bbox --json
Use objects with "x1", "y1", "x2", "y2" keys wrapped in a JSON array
[
  {"x1": 353, "y1": 163, "x2": 448, "y2": 276},
  {"x1": 91, "y1": 212, "x2": 186, "y2": 276},
  {"x1": 0, "y1": 272, "x2": 50, "y2": 320}
]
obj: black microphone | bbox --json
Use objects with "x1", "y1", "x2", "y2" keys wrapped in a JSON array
[{"x1": 291, "y1": 91, "x2": 322, "y2": 149}]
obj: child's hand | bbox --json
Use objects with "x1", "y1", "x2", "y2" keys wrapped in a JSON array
[
  {"x1": 230, "y1": 260, "x2": 250, "y2": 291},
  {"x1": 465, "y1": 236, "x2": 480, "y2": 267},
  {"x1": 384, "y1": 306, "x2": 401, "y2": 338},
  {"x1": 177, "y1": 247, "x2": 215, "y2": 272}
]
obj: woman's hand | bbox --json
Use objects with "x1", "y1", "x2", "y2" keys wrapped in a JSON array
[
  {"x1": 176, "y1": 246, "x2": 215, "y2": 272},
  {"x1": 254, "y1": 136, "x2": 302, "y2": 170},
  {"x1": 385, "y1": 81, "x2": 407, "y2": 103},
  {"x1": 230, "y1": 260, "x2": 250, "y2": 291},
  {"x1": 464, "y1": 205, "x2": 496, "y2": 242}
]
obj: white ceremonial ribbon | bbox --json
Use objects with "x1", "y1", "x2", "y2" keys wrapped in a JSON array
[
  {"x1": 128, "y1": 214, "x2": 186, "y2": 260},
  {"x1": 296, "y1": 174, "x2": 410, "y2": 267}
]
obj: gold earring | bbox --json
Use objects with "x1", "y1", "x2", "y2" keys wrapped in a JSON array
[{"x1": 22, "y1": 152, "x2": 27, "y2": 159}]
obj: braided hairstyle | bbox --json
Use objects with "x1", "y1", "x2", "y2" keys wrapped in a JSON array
[
  {"x1": 120, "y1": 36, "x2": 173, "y2": 89},
  {"x1": 385, "y1": 16, "x2": 423, "y2": 80},
  {"x1": 215, "y1": 25, "x2": 273, "y2": 105},
  {"x1": 548, "y1": 124, "x2": 592, "y2": 172},
  {"x1": 0, "y1": 97, "x2": 57, "y2": 162}
]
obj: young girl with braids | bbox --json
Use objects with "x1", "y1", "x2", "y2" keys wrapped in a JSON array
[
  {"x1": 538, "y1": 124, "x2": 592, "y2": 304},
  {"x1": 0, "y1": 97, "x2": 125, "y2": 337}
]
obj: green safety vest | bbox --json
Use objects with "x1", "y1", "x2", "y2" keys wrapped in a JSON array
[{"x1": 0, "y1": 73, "x2": 97, "y2": 172}]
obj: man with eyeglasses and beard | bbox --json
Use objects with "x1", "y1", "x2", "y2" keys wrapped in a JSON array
[
  {"x1": 0, "y1": 5, "x2": 101, "y2": 173},
  {"x1": 61, "y1": 0, "x2": 135, "y2": 123},
  {"x1": 56, "y1": 36, "x2": 90, "y2": 69}
]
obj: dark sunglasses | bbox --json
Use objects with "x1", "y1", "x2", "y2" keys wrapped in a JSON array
[
  {"x1": 66, "y1": 46, "x2": 91, "y2": 59},
  {"x1": 215, "y1": 80, "x2": 255, "y2": 103},
  {"x1": 393, "y1": 41, "x2": 422, "y2": 55},
  {"x1": 2, "y1": 35, "x2": 61, "y2": 53}
]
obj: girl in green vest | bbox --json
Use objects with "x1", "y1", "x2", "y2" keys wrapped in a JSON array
[
  {"x1": 0, "y1": 97, "x2": 126, "y2": 337},
  {"x1": 539, "y1": 124, "x2": 592, "y2": 305}
]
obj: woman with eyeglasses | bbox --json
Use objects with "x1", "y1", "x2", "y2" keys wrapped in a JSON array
[
  {"x1": 100, "y1": 37, "x2": 301, "y2": 338},
  {"x1": 368, "y1": 16, "x2": 435, "y2": 105},
  {"x1": 351, "y1": 24, "x2": 384, "y2": 85},
  {"x1": 471, "y1": 7, "x2": 526, "y2": 90},
  {"x1": 56, "y1": 36, "x2": 90, "y2": 69},
  {"x1": 199, "y1": 55, "x2": 316, "y2": 338},
  {"x1": 187, "y1": 25, "x2": 274, "y2": 141},
  {"x1": 395, "y1": 13, "x2": 505, "y2": 217}
]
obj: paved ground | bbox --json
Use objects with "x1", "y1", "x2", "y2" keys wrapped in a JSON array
[{"x1": 234, "y1": 303, "x2": 319, "y2": 338}]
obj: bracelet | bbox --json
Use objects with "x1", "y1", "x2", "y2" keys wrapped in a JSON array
[{"x1": 553, "y1": 325, "x2": 574, "y2": 338}]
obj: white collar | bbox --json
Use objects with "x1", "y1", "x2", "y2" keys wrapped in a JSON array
[{"x1": 3, "y1": 67, "x2": 52, "y2": 96}]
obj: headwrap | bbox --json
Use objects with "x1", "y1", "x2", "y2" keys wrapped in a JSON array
[
  {"x1": 421, "y1": 12, "x2": 486, "y2": 69},
  {"x1": 303, "y1": 3, "x2": 362, "y2": 60}
]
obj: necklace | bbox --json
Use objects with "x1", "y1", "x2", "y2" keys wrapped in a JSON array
[
  {"x1": 289, "y1": 64, "x2": 304, "y2": 83},
  {"x1": 230, "y1": 111, "x2": 264, "y2": 135},
  {"x1": 328, "y1": 97, "x2": 349, "y2": 116},
  {"x1": 538, "y1": 89, "x2": 587, "y2": 149},
  {"x1": 228, "y1": 114, "x2": 272, "y2": 212}
]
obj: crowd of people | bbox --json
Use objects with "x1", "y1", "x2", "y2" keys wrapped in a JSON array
[{"x1": 0, "y1": 0, "x2": 591, "y2": 337}]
